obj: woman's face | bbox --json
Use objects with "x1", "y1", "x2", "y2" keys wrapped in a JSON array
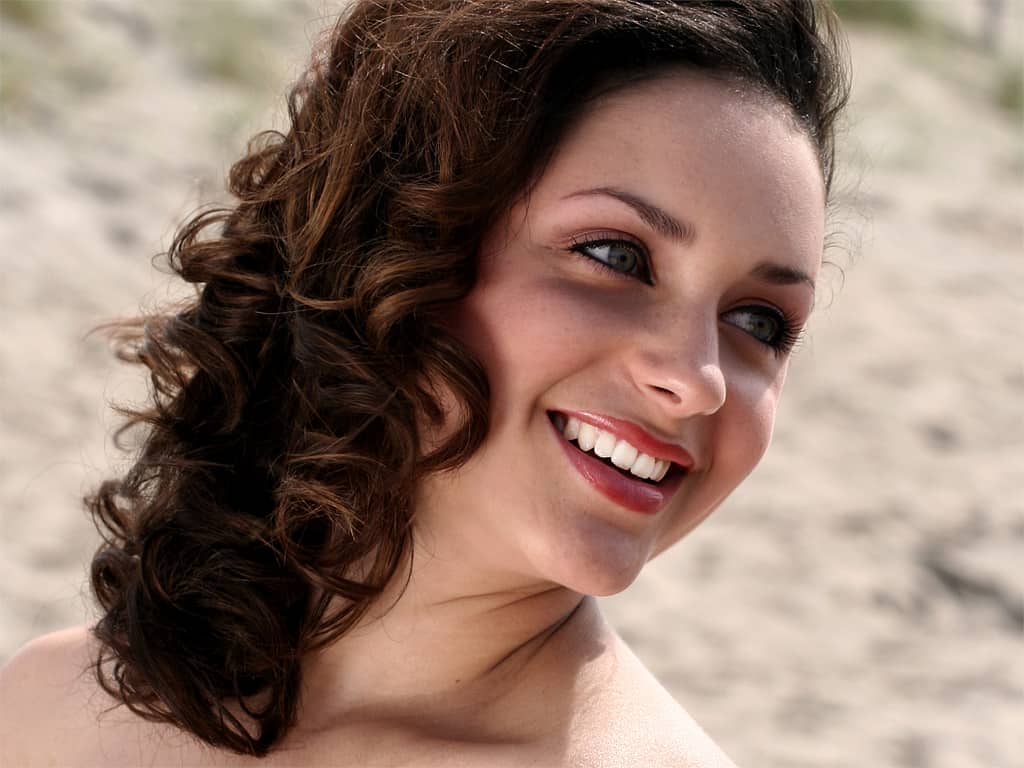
[{"x1": 417, "y1": 71, "x2": 825, "y2": 596}]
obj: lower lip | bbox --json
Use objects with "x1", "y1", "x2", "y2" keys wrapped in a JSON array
[{"x1": 548, "y1": 416, "x2": 684, "y2": 515}]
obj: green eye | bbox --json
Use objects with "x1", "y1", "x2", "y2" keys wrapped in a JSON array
[
  {"x1": 569, "y1": 238, "x2": 650, "y2": 282},
  {"x1": 726, "y1": 308, "x2": 780, "y2": 343},
  {"x1": 584, "y1": 241, "x2": 639, "y2": 273},
  {"x1": 722, "y1": 305, "x2": 800, "y2": 356}
]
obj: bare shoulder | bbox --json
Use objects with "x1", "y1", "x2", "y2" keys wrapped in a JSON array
[
  {"x1": 0, "y1": 626, "x2": 101, "y2": 766},
  {"x1": 0, "y1": 625, "x2": 191, "y2": 768},
  {"x1": 566, "y1": 630, "x2": 738, "y2": 768}
]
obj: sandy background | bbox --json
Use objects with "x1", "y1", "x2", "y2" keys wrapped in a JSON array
[{"x1": 1, "y1": 2, "x2": 1021, "y2": 766}]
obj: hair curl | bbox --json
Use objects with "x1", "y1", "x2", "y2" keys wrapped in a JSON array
[{"x1": 87, "y1": 0, "x2": 850, "y2": 756}]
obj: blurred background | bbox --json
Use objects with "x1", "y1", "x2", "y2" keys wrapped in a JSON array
[{"x1": 1, "y1": 1, "x2": 1021, "y2": 766}]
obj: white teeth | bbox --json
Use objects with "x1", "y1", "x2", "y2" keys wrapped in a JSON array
[
  {"x1": 576, "y1": 422, "x2": 598, "y2": 452},
  {"x1": 558, "y1": 416, "x2": 676, "y2": 483},
  {"x1": 610, "y1": 440, "x2": 639, "y2": 469},
  {"x1": 563, "y1": 416, "x2": 581, "y2": 441},
  {"x1": 593, "y1": 431, "x2": 617, "y2": 459},
  {"x1": 629, "y1": 453, "x2": 655, "y2": 479},
  {"x1": 651, "y1": 459, "x2": 670, "y2": 482}
]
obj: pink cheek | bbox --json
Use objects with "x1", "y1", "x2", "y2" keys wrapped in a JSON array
[
  {"x1": 449, "y1": 283, "x2": 565, "y2": 412},
  {"x1": 467, "y1": 278, "x2": 597, "y2": 355},
  {"x1": 725, "y1": 379, "x2": 780, "y2": 467}
]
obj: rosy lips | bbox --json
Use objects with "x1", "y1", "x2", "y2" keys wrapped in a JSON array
[{"x1": 548, "y1": 414, "x2": 685, "y2": 515}]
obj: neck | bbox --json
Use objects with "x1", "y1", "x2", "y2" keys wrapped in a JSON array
[{"x1": 297, "y1": 540, "x2": 607, "y2": 731}]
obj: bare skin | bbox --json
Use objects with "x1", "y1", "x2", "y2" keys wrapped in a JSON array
[
  {"x1": 0, "y1": 600, "x2": 732, "y2": 767},
  {"x1": 0, "y1": 70, "x2": 823, "y2": 767}
]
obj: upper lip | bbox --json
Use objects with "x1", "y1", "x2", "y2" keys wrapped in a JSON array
[{"x1": 553, "y1": 409, "x2": 695, "y2": 470}]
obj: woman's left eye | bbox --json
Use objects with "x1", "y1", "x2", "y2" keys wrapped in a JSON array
[
  {"x1": 722, "y1": 305, "x2": 801, "y2": 355},
  {"x1": 568, "y1": 238, "x2": 652, "y2": 283}
]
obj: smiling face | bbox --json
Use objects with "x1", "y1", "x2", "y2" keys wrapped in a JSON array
[{"x1": 414, "y1": 70, "x2": 825, "y2": 597}]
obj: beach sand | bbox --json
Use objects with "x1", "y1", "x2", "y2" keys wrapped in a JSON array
[{"x1": 1, "y1": 3, "x2": 1021, "y2": 766}]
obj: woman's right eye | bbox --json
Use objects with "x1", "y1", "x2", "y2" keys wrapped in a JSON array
[{"x1": 568, "y1": 237, "x2": 653, "y2": 284}]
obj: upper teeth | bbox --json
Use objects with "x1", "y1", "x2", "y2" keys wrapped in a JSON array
[{"x1": 561, "y1": 416, "x2": 672, "y2": 482}]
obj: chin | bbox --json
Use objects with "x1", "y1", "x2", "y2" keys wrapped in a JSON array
[
  {"x1": 526, "y1": 526, "x2": 653, "y2": 598},
  {"x1": 575, "y1": 574, "x2": 642, "y2": 599}
]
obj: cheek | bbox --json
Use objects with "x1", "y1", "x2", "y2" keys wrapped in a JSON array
[
  {"x1": 720, "y1": 365, "x2": 784, "y2": 473},
  {"x1": 654, "y1": 370, "x2": 783, "y2": 553},
  {"x1": 451, "y1": 274, "x2": 604, "y2": 420},
  {"x1": 447, "y1": 282, "x2": 535, "y2": 429}
]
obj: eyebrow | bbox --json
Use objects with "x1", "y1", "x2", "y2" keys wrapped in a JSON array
[
  {"x1": 750, "y1": 262, "x2": 816, "y2": 291},
  {"x1": 564, "y1": 185, "x2": 816, "y2": 291},
  {"x1": 564, "y1": 186, "x2": 695, "y2": 243}
]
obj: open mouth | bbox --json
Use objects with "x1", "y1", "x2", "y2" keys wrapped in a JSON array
[{"x1": 546, "y1": 411, "x2": 685, "y2": 487}]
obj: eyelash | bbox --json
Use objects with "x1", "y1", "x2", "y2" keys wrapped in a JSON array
[
  {"x1": 724, "y1": 305, "x2": 804, "y2": 358},
  {"x1": 566, "y1": 235, "x2": 803, "y2": 357},
  {"x1": 567, "y1": 234, "x2": 653, "y2": 283}
]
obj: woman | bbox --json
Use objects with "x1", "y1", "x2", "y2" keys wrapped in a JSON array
[{"x1": 0, "y1": 1, "x2": 849, "y2": 765}]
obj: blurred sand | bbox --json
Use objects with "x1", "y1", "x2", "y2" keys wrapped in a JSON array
[{"x1": 1, "y1": 2, "x2": 1021, "y2": 767}]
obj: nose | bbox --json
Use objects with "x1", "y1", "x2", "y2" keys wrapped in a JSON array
[{"x1": 628, "y1": 321, "x2": 727, "y2": 419}]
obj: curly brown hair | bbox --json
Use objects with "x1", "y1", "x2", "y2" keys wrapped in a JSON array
[{"x1": 87, "y1": 0, "x2": 850, "y2": 757}]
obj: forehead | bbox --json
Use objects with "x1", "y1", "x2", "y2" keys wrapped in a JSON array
[
  {"x1": 551, "y1": 68, "x2": 824, "y2": 203},
  {"x1": 531, "y1": 70, "x2": 826, "y2": 275}
]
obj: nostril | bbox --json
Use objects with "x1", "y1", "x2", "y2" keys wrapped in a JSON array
[{"x1": 647, "y1": 374, "x2": 726, "y2": 418}]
